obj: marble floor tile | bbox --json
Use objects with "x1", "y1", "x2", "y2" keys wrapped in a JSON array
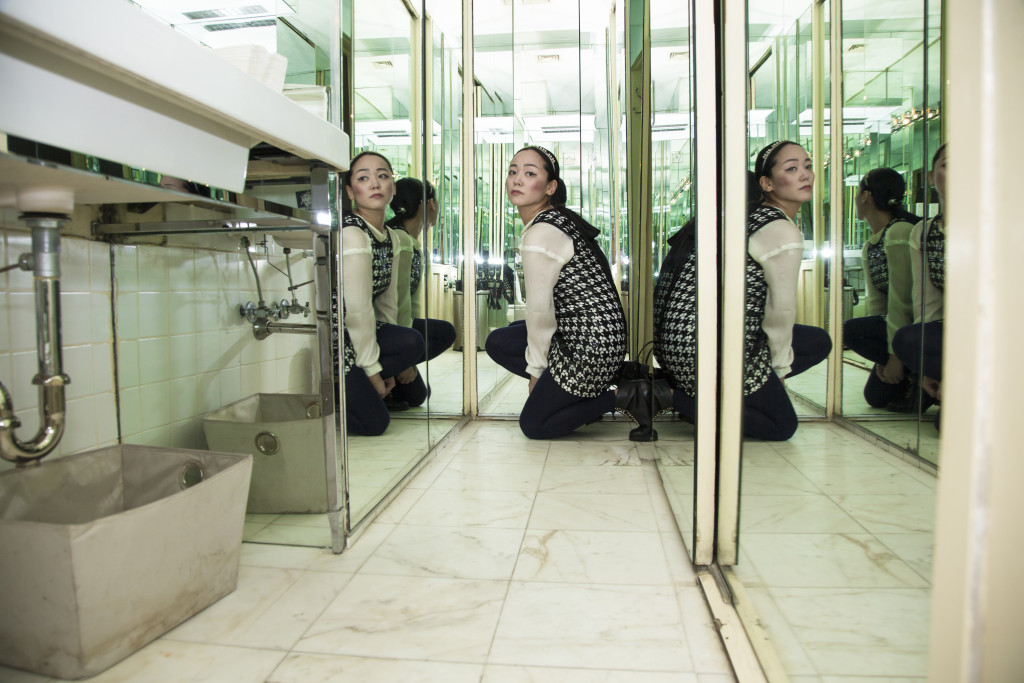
[
  {"x1": 740, "y1": 533, "x2": 928, "y2": 589},
  {"x1": 739, "y1": 464, "x2": 824, "y2": 496},
  {"x1": 662, "y1": 530, "x2": 698, "y2": 583},
  {"x1": 306, "y1": 522, "x2": 396, "y2": 573},
  {"x1": 874, "y1": 533, "x2": 935, "y2": 582},
  {"x1": 239, "y1": 543, "x2": 327, "y2": 570},
  {"x1": 741, "y1": 584, "x2": 819, "y2": 675},
  {"x1": 775, "y1": 444, "x2": 896, "y2": 468},
  {"x1": 768, "y1": 587, "x2": 931, "y2": 677},
  {"x1": 370, "y1": 484, "x2": 428, "y2": 524},
  {"x1": 295, "y1": 574, "x2": 507, "y2": 663},
  {"x1": 489, "y1": 581, "x2": 692, "y2": 672},
  {"x1": 81, "y1": 639, "x2": 285, "y2": 683},
  {"x1": 528, "y1": 491, "x2": 660, "y2": 532},
  {"x1": 403, "y1": 488, "x2": 535, "y2": 528},
  {"x1": 544, "y1": 441, "x2": 640, "y2": 466},
  {"x1": 165, "y1": 566, "x2": 352, "y2": 650},
  {"x1": 361, "y1": 525, "x2": 523, "y2": 580},
  {"x1": 247, "y1": 522, "x2": 332, "y2": 547},
  {"x1": 513, "y1": 529, "x2": 672, "y2": 585},
  {"x1": 267, "y1": 653, "x2": 484, "y2": 682},
  {"x1": 432, "y1": 460, "x2": 546, "y2": 492},
  {"x1": 739, "y1": 495, "x2": 866, "y2": 534},
  {"x1": 796, "y1": 466, "x2": 934, "y2": 496},
  {"x1": 830, "y1": 494, "x2": 936, "y2": 534},
  {"x1": 538, "y1": 463, "x2": 650, "y2": 494},
  {"x1": 482, "y1": 665, "x2": 701, "y2": 682},
  {"x1": 451, "y1": 439, "x2": 550, "y2": 464}
]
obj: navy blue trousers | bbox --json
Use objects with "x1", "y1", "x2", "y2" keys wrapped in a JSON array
[
  {"x1": 672, "y1": 324, "x2": 832, "y2": 441},
  {"x1": 486, "y1": 322, "x2": 615, "y2": 439},
  {"x1": 844, "y1": 315, "x2": 906, "y2": 408},
  {"x1": 345, "y1": 323, "x2": 424, "y2": 436}
]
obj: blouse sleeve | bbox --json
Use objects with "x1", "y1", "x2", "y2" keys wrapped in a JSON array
[
  {"x1": 393, "y1": 230, "x2": 414, "y2": 328},
  {"x1": 374, "y1": 228, "x2": 400, "y2": 327},
  {"x1": 520, "y1": 222, "x2": 575, "y2": 378},
  {"x1": 907, "y1": 220, "x2": 925, "y2": 324},
  {"x1": 748, "y1": 219, "x2": 804, "y2": 377},
  {"x1": 883, "y1": 220, "x2": 915, "y2": 352},
  {"x1": 342, "y1": 226, "x2": 381, "y2": 376}
]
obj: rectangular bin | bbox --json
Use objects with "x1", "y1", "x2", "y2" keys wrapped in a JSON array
[
  {"x1": 0, "y1": 445, "x2": 252, "y2": 680},
  {"x1": 202, "y1": 393, "x2": 329, "y2": 514}
]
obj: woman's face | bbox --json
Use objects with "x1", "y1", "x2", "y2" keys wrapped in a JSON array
[
  {"x1": 929, "y1": 147, "x2": 947, "y2": 205},
  {"x1": 346, "y1": 155, "x2": 394, "y2": 212},
  {"x1": 426, "y1": 197, "x2": 440, "y2": 228},
  {"x1": 760, "y1": 144, "x2": 814, "y2": 206},
  {"x1": 506, "y1": 149, "x2": 556, "y2": 210},
  {"x1": 854, "y1": 182, "x2": 870, "y2": 221}
]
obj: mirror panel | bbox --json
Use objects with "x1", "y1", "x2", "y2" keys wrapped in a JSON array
[
  {"x1": 346, "y1": 0, "x2": 437, "y2": 527},
  {"x1": 838, "y1": 0, "x2": 941, "y2": 466},
  {"x1": 729, "y1": 0, "x2": 942, "y2": 677},
  {"x1": 648, "y1": 0, "x2": 698, "y2": 558},
  {"x1": 423, "y1": 2, "x2": 465, "y2": 442}
]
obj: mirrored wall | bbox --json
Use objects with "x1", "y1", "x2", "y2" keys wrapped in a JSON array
[
  {"x1": 346, "y1": 0, "x2": 465, "y2": 527},
  {"x1": 728, "y1": 0, "x2": 943, "y2": 678},
  {"x1": 473, "y1": 0, "x2": 635, "y2": 417}
]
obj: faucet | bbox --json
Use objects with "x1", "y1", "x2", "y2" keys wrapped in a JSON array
[
  {"x1": 0, "y1": 215, "x2": 70, "y2": 466},
  {"x1": 239, "y1": 237, "x2": 315, "y2": 340}
]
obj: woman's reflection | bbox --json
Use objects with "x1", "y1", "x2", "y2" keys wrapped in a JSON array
[
  {"x1": 338, "y1": 151, "x2": 424, "y2": 435},
  {"x1": 842, "y1": 168, "x2": 920, "y2": 411},
  {"x1": 484, "y1": 146, "x2": 635, "y2": 439},
  {"x1": 893, "y1": 143, "x2": 946, "y2": 430},
  {"x1": 386, "y1": 178, "x2": 457, "y2": 406},
  {"x1": 654, "y1": 141, "x2": 831, "y2": 440}
]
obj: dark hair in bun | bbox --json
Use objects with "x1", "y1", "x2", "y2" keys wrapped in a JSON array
[{"x1": 860, "y1": 168, "x2": 921, "y2": 224}]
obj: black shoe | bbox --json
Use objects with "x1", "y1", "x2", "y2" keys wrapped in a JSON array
[
  {"x1": 383, "y1": 394, "x2": 410, "y2": 412},
  {"x1": 615, "y1": 378, "x2": 657, "y2": 442},
  {"x1": 886, "y1": 375, "x2": 938, "y2": 414},
  {"x1": 650, "y1": 369, "x2": 675, "y2": 421}
]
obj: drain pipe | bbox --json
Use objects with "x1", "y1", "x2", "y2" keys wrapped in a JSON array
[{"x1": 0, "y1": 214, "x2": 70, "y2": 466}]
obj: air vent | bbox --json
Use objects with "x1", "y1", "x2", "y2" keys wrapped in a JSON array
[
  {"x1": 536, "y1": 54, "x2": 560, "y2": 63},
  {"x1": 541, "y1": 126, "x2": 580, "y2": 133},
  {"x1": 184, "y1": 5, "x2": 269, "y2": 21},
  {"x1": 204, "y1": 18, "x2": 276, "y2": 32},
  {"x1": 847, "y1": 43, "x2": 866, "y2": 52},
  {"x1": 372, "y1": 60, "x2": 395, "y2": 69}
]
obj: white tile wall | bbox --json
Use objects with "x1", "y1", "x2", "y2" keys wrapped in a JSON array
[
  {"x1": 113, "y1": 241, "x2": 317, "y2": 449},
  {"x1": 0, "y1": 225, "x2": 319, "y2": 471}
]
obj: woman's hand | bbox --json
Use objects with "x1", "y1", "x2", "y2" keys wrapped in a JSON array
[
  {"x1": 368, "y1": 372, "x2": 389, "y2": 397},
  {"x1": 395, "y1": 367, "x2": 419, "y2": 384},
  {"x1": 877, "y1": 354, "x2": 905, "y2": 384},
  {"x1": 528, "y1": 375, "x2": 539, "y2": 394},
  {"x1": 922, "y1": 376, "x2": 941, "y2": 400}
]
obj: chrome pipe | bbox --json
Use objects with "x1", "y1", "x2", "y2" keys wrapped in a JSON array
[
  {"x1": 0, "y1": 216, "x2": 71, "y2": 466},
  {"x1": 252, "y1": 319, "x2": 318, "y2": 341}
]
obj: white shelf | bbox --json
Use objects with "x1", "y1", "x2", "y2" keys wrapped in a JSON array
[{"x1": 0, "y1": 0, "x2": 348, "y2": 198}]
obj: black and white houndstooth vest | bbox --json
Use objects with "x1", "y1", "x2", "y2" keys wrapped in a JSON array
[
  {"x1": 924, "y1": 214, "x2": 944, "y2": 290},
  {"x1": 338, "y1": 213, "x2": 393, "y2": 376},
  {"x1": 653, "y1": 223, "x2": 697, "y2": 394},
  {"x1": 743, "y1": 205, "x2": 786, "y2": 395},
  {"x1": 532, "y1": 207, "x2": 626, "y2": 397},
  {"x1": 865, "y1": 218, "x2": 902, "y2": 295}
]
